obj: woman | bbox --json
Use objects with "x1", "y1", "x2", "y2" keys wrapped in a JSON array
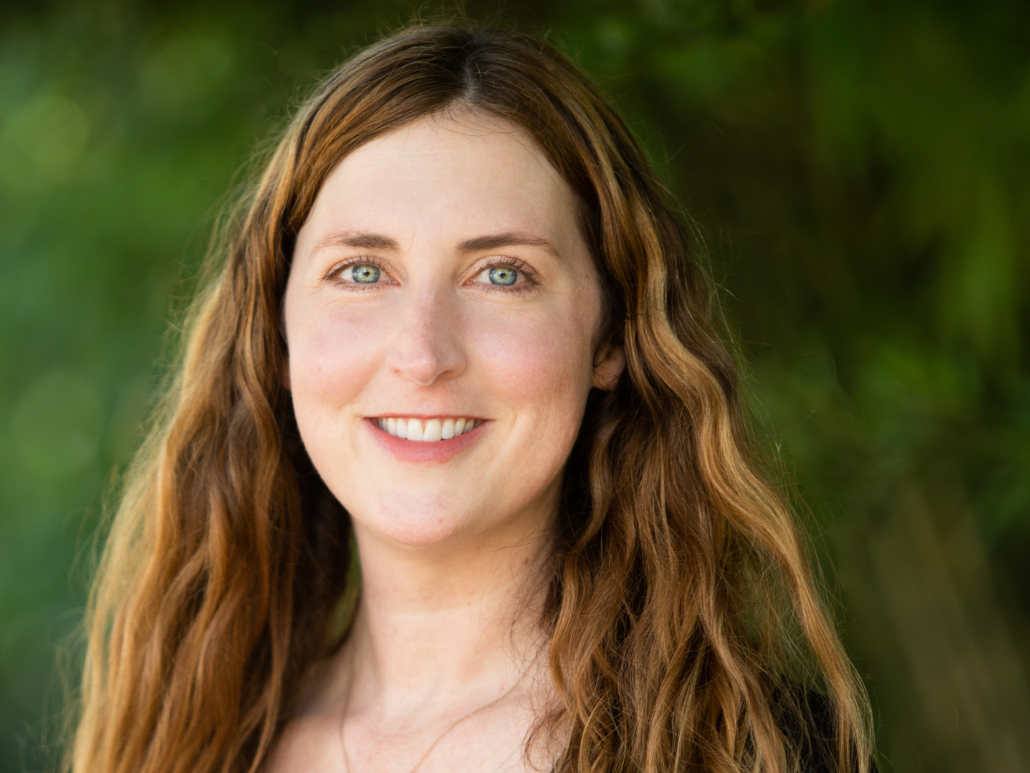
[{"x1": 71, "y1": 21, "x2": 874, "y2": 773}]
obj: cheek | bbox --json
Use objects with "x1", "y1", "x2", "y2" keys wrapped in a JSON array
[
  {"x1": 288, "y1": 305, "x2": 385, "y2": 409},
  {"x1": 467, "y1": 303, "x2": 596, "y2": 414}
]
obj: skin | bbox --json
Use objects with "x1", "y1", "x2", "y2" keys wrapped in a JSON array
[{"x1": 266, "y1": 110, "x2": 623, "y2": 773}]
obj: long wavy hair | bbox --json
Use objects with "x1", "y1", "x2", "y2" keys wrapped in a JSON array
[{"x1": 70, "y1": 21, "x2": 873, "y2": 773}]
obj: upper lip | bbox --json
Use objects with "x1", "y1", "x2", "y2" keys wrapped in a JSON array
[{"x1": 368, "y1": 413, "x2": 485, "y2": 420}]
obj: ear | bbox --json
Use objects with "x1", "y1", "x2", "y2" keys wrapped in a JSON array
[{"x1": 592, "y1": 344, "x2": 625, "y2": 391}]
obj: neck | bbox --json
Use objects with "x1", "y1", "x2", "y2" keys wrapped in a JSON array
[{"x1": 345, "y1": 511, "x2": 553, "y2": 718}]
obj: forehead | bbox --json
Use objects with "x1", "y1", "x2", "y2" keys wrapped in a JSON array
[{"x1": 301, "y1": 111, "x2": 582, "y2": 242}]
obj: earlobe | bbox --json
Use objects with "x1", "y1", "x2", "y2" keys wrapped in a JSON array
[{"x1": 592, "y1": 346, "x2": 625, "y2": 391}]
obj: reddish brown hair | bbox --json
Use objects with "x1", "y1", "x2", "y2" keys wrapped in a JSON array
[{"x1": 71, "y1": 21, "x2": 873, "y2": 773}]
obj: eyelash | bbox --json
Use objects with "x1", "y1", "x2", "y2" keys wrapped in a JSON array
[
  {"x1": 472, "y1": 256, "x2": 538, "y2": 295},
  {"x1": 324, "y1": 256, "x2": 392, "y2": 291},
  {"x1": 324, "y1": 256, "x2": 539, "y2": 293}
]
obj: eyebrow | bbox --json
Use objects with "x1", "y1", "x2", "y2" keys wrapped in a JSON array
[
  {"x1": 314, "y1": 230, "x2": 561, "y2": 259},
  {"x1": 457, "y1": 232, "x2": 561, "y2": 259},
  {"x1": 315, "y1": 231, "x2": 400, "y2": 252}
]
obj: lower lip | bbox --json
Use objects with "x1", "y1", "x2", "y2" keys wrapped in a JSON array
[{"x1": 365, "y1": 418, "x2": 487, "y2": 462}]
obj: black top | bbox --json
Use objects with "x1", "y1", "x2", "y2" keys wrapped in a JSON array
[{"x1": 778, "y1": 688, "x2": 875, "y2": 773}]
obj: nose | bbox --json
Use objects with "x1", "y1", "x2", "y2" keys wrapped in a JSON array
[{"x1": 385, "y1": 282, "x2": 467, "y2": 386}]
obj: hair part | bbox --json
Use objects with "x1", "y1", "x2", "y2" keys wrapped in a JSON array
[{"x1": 70, "y1": 20, "x2": 873, "y2": 773}]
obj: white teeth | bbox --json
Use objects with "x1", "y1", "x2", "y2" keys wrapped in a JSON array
[{"x1": 377, "y1": 417, "x2": 481, "y2": 442}]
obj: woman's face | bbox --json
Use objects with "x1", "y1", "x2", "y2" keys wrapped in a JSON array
[{"x1": 284, "y1": 112, "x2": 622, "y2": 551}]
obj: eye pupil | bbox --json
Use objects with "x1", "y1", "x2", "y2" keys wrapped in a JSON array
[
  {"x1": 488, "y1": 267, "x2": 517, "y2": 286},
  {"x1": 351, "y1": 265, "x2": 380, "y2": 283}
]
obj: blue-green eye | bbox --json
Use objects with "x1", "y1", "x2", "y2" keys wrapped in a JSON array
[
  {"x1": 350, "y1": 264, "x2": 380, "y2": 283},
  {"x1": 487, "y1": 266, "x2": 518, "y2": 285}
]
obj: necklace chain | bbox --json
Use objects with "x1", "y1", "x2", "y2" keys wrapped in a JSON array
[{"x1": 337, "y1": 649, "x2": 530, "y2": 773}]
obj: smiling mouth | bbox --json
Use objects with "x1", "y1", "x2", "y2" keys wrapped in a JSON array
[{"x1": 375, "y1": 417, "x2": 484, "y2": 442}]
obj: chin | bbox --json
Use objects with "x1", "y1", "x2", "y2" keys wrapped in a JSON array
[
  {"x1": 346, "y1": 493, "x2": 485, "y2": 550},
  {"x1": 358, "y1": 515, "x2": 479, "y2": 551}
]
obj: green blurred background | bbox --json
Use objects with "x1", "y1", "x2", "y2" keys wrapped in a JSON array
[{"x1": 1, "y1": 0, "x2": 1028, "y2": 771}]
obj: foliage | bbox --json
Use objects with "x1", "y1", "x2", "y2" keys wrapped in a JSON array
[{"x1": 0, "y1": 1, "x2": 1027, "y2": 771}]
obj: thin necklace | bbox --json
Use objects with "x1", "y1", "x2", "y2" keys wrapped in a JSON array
[{"x1": 338, "y1": 649, "x2": 531, "y2": 773}]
